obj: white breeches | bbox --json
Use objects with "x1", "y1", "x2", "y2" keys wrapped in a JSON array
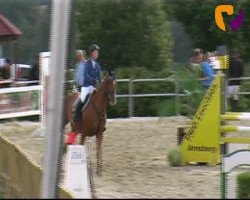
[{"x1": 80, "y1": 86, "x2": 95, "y2": 102}]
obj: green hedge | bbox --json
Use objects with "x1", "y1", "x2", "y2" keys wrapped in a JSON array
[{"x1": 236, "y1": 172, "x2": 250, "y2": 199}]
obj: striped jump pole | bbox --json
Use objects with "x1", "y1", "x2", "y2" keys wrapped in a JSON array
[
  {"x1": 222, "y1": 113, "x2": 250, "y2": 121},
  {"x1": 226, "y1": 112, "x2": 250, "y2": 115},
  {"x1": 220, "y1": 125, "x2": 250, "y2": 146},
  {"x1": 221, "y1": 125, "x2": 250, "y2": 133}
]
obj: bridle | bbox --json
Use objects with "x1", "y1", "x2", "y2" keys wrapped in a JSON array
[
  {"x1": 103, "y1": 77, "x2": 116, "y2": 102},
  {"x1": 105, "y1": 91, "x2": 116, "y2": 100}
]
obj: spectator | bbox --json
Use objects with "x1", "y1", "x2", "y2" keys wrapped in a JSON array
[
  {"x1": 199, "y1": 52, "x2": 215, "y2": 89},
  {"x1": 189, "y1": 48, "x2": 203, "y2": 74},
  {"x1": 74, "y1": 49, "x2": 87, "y2": 92},
  {"x1": 228, "y1": 48, "x2": 244, "y2": 111},
  {"x1": 29, "y1": 55, "x2": 40, "y2": 85},
  {"x1": 210, "y1": 51, "x2": 221, "y2": 72},
  {"x1": 0, "y1": 58, "x2": 11, "y2": 79},
  {"x1": 0, "y1": 58, "x2": 12, "y2": 88}
]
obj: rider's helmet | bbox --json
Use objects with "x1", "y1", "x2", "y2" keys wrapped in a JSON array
[{"x1": 89, "y1": 44, "x2": 100, "y2": 53}]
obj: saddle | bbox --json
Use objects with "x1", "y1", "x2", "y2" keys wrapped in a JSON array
[{"x1": 72, "y1": 90, "x2": 95, "y2": 114}]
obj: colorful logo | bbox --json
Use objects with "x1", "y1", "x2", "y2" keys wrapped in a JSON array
[{"x1": 215, "y1": 5, "x2": 244, "y2": 32}]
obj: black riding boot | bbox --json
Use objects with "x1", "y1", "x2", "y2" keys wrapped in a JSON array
[{"x1": 72, "y1": 100, "x2": 83, "y2": 121}]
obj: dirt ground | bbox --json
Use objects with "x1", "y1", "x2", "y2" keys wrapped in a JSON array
[{"x1": 0, "y1": 116, "x2": 230, "y2": 198}]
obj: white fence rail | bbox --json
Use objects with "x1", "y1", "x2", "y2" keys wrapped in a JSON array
[
  {"x1": 116, "y1": 78, "x2": 181, "y2": 117},
  {"x1": 0, "y1": 85, "x2": 42, "y2": 119}
]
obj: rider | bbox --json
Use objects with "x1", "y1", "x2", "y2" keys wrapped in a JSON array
[{"x1": 72, "y1": 44, "x2": 102, "y2": 121}]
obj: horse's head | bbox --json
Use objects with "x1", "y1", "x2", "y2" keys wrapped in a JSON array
[{"x1": 103, "y1": 71, "x2": 117, "y2": 106}]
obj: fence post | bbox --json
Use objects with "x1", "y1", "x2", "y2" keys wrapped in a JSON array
[
  {"x1": 175, "y1": 78, "x2": 180, "y2": 116},
  {"x1": 128, "y1": 79, "x2": 134, "y2": 117}
]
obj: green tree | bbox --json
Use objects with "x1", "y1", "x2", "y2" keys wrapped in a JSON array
[
  {"x1": 76, "y1": 0, "x2": 173, "y2": 70},
  {"x1": 165, "y1": 0, "x2": 250, "y2": 61}
]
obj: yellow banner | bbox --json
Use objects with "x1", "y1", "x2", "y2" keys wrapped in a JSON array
[{"x1": 180, "y1": 75, "x2": 221, "y2": 164}]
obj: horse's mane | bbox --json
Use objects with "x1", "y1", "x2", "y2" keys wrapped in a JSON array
[{"x1": 100, "y1": 75, "x2": 111, "y2": 87}]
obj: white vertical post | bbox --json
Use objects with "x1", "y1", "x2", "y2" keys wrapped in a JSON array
[
  {"x1": 40, "y1": 52, "x2": 51, "y2": 137},
  {"x1": 65, "y1": 145, "x2": 91, "y2": 199},
  {"x1": 41, "y1": 0, "x2": 72, "y2": 198}
]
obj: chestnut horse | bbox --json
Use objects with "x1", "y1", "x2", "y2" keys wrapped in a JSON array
[{"x1": 64, "y1": 72, "x2": 117, "y2": 176}]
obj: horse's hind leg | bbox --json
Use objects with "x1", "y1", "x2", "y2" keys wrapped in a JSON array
[
  {"x1": 96, "y1": 131, "x2": 103, "y2": 177},
  {"x1": 80, "y1": 134, "x2": 86, "y2": 145}
]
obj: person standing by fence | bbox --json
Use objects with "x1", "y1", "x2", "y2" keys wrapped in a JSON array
[
  {"x1": 74, "y1": 50, "x2": 87, "y2": 92},
  {"x1": 199, "y1": 52, "x2": 215, "y2": 89},
  {"x1": 189, "y1": 48, "x2": 203, "y2": 75},
  {"x1": 0, "y1": 58, "x2": 12, "y2": 88},
  {"x1": 210, "y1": 51, "x2": 221, "y2": 73},
  {"x1": 228, "y1": 48, "x2": 244, "y2": 111}
]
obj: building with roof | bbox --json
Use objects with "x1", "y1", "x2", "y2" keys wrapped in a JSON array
[{"x1": 0, "y1": 13, "x2": 23, "y2": 60}]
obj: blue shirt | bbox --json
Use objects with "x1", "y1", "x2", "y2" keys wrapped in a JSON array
[
  {"x1": 83, "y1": 58, "x2": 101, "y2": 87},
  {"x1": 201, "y1": 61, "x2": 214, "y2": 87},
  {"x1": 75, "y1": 60, "x2": 86, "y2": 86}
]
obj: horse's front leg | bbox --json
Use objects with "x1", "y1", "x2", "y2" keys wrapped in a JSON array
[
  {"x1": 80, "y1": 134, "x2": 86, "y2": 145},
  {"x1": 96, "y1": 130, "x2": 104, "y2": 177}
]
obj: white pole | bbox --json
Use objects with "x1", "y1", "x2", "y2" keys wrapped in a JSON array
[{"x1": 41, "y1": 0, "x2": 72, "y2": 198}]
